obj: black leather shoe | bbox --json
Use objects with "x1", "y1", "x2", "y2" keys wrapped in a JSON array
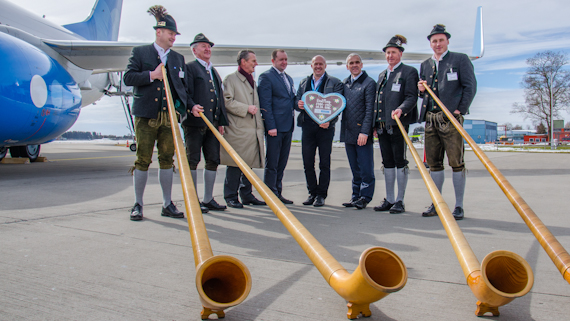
[
  {"x1": 422, "y1": 204, "x2": 437, "y2": 217},
  {"x1": 202, "y1": 199, "x2": 227, "y2": 211},
  {"x1": 354, "y1": 197, "x2": 369, "y2": 210},
  {"x1": 342, "y1": 198, "x2": 358, "y2": 207},
  {"x1": 303, "y1": 195, "x2": 316, "y2": 206},
  {"x1": 452, "y1": 206, "x2": 464, "y2": 220},
  {"x1": 161, "y1": 202, "x2": 184, "y2": 218},
  {"x1": 373, "y1": 198, "x2": 394, "y2": 212},
  {"x1": 390, "y1": 201, "x2": 405, "y2": 214},
  {"x1": 242, "y1": 197, "x2": 266, "y2": 206},
  {"x1": 200, "y1": 205, "x2": 209, "y2": 214},
  {"x1": 226, "y1": 199, "x2": 244, "y2": 208},
  {"x1": 313, "y1": 196, "x2": 325, "y2": 207},
  {"x1": 130, "y1": 203, "x2": 143, "y2": 221},
  {"x1": 278, "y1": 195, "x2": 294, "y2": 204}
]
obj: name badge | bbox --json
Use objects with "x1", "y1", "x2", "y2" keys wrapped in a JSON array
[
  {"x1": 391, "y1": 83, "x2": 401, "y2": 92},
  {"x1": 447, "y1": 72, "x2": 458, "y2": 81},
  {"x1": 179, "y1": 71, "x2": 185, "y2": 78}
]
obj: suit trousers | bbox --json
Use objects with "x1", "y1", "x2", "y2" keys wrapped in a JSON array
[
  {"x1": 264, "y1": 131, "x2": 292, "y2": 196},
  {"x1": 378, "y1": 125, "x2": 409, "y2": 169},
  {"x1": 224, "y1": 166, "x2": 253, "y2": 201},
  {"x1": 345, "y1": 141, "x2": 375, "y2": 202},
  {"x1": 301, "y1": 121, "x2": 335, "y2": 197}
]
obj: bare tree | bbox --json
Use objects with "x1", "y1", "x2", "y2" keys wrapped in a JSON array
[
  {"x1": 536, "y1": 123, "x2": 547, "y2": 134},
  {"x1": 513, "y1": 124, "x2": 523, "y2": 130},
  {"x1": 512, "y1": 51, "x2": 570, "y2": 139}
]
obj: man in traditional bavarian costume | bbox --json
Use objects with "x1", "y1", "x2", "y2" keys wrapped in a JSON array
[
  {"x1": 123, "y1": 5, "x2": 187, "y2": 221},
  {"x1": 418, "y1": 24, "x2": 477, "y2": 220},
  {"x1": 373, "y1": 35, "x2": 419, "y2": 214},
  {"x1": 183, "y1": 33, "x2": 229, "y2": 212}
]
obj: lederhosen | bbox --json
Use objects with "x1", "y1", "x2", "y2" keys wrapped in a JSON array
[
  {"x1": 423, "y1": 58, "x2": 465, "y2": 172},
  {"x1": 375, "y1": 70, "x2": 408, "y2": 169}
]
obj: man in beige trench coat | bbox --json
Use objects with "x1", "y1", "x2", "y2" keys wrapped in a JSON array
[{"x1": 221, "y1": 50, "x2": 266, "y2": 208}]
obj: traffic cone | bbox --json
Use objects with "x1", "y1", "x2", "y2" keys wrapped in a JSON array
[{"x1": 423, "y1": 148, "x2": 429, "y2": 169}]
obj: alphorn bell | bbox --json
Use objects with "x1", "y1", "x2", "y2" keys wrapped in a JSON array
[
  {"x1": 422, "y1": 84, "x2": 570, "y2": 284},
  {"x1": 161, "y1": 67, "x2": 252, "y2": 320},
  {"x1": 199, "y1": 112, "x2": 407, "y2": 319},
  {"x1": 393, "y1": 114, "x2": 533, "y2": 316}
]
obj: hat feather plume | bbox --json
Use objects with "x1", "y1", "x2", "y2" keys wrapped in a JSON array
[
  {"x1": 147, "y1": 5, "x2": 167, "y2": 21},
  {"x1": 394, "y1": 34, "x2": 407, "y2": 45}
]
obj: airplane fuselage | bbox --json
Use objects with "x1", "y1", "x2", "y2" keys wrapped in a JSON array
[{"x1": 0, "y1": 0, "x2": 112, "y2": 148}]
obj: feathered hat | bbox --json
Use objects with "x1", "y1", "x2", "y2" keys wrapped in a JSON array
[
  {"x1": 383, "y1": 34, "x2": 407, "y2": 52},
  {"x1": 427, "y1": 24, "x2": 450, "y2": 40},
  {"x1": 148, "y1": 5, "x2": 180, "y2": 35}
]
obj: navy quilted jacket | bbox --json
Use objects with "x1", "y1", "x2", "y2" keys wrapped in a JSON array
[{"x1": 340, "y1": 71, "x2": 376, "y2": 144}]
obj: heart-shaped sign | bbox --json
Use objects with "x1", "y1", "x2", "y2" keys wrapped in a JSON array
[{"x1": 300, "y1": 91, "x2": 346, "y2": 125}]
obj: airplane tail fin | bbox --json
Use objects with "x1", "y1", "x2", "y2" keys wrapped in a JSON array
[
  {"x1": 63, "y1": 0, "x2": 123, "y2": 41},
  {"x1": 471, "y1": 6, "x2": 484, "y2": 59}
]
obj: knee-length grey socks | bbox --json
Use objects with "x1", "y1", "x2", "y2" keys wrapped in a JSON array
[
  {"x1": 191, "y1": 169, "x2": 217, "y2": 203},
  {"x1": 430, "y1": 170, "x2": 466, "y2": 208},
  {"x1": 133, "y1": 169, "x2": 148, "y2": 206},
  {"x1": 203, "y1": 169, "x2": 217, "y2": 203},
  {"x1": 452, "y1": 170, "x2": 466, "y2": 209},
  {"x1": 396, "y1": 167, "x2": 408, "y2": 202},
  {"x1": 430, "y1": 170, "x2": 445, "y2": 193},
  {"x1": 384, "y1": 168, "x2": 396, "y2": 203},
  {"x1": 158, "y1": 168, "x2": 173, "y2": 207},
  {"x1": 384, "y1": 167, "x2": 409, "y2": 203}
]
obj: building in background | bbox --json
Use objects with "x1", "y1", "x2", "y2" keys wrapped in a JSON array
[{"x1": 464, "y1": 119, "x2": 497, "y2": 144}]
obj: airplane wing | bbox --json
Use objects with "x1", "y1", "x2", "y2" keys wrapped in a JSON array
[
  {"x1": 44, "y1": 6, "x2": 483, "y2": 73},
  {"x1": 43, "y1": 40, "x2": 433, "y2": 73}
]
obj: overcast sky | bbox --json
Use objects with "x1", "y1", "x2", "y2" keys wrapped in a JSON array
[{"x1": 9, "y1": 0, "x2": 570, "y2": 135}]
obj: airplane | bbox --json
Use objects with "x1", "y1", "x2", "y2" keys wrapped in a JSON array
[{"x1": 0, "y1": 0, "x2": 483, "y2": 162}]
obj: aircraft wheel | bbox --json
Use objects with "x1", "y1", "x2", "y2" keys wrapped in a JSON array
[
  {"x1": 10, "y1": 145, "x2": 40, "y2": 161},
  {"x1": 9, "y1": 146, "x2": 22, "y2": 158},
  {"x1": 24, "y1": 145, "x2": 41, "y2": 162},
  {"x1": 0, "y1": 147, "x2": 7, "y2": 160},
  {"x1": 129, "y1": 143, "x2": 137, "y2": 152}
]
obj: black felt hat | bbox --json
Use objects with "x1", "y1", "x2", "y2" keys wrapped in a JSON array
[
  {"x1": 148, "y1": 5, "x2": 180, "y2": 35},
  {"x1": 427, "y1": 24, "x2": 451, "y2": 40},
  {"x1": 383, "y1": 35, "x2": 407, "y2": 52},
  {"x1": 190, "y1": 33, "x2": 215, "y2": 47}
]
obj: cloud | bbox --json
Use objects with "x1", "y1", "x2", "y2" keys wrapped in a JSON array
[{"x1": 8, "y1": 0, "x2": 570, "y2": 135}]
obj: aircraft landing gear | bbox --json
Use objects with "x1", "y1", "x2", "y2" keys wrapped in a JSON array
[
  {"x1": 129, "y1": 143, "x2": 136, "y2": 152},
  {"x1": 9, "y1": 145, "x2": 41, "y2": 162}
]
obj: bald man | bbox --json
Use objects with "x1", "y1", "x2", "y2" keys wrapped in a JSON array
[{"x1": 295, "y1": 56, "x2": 344, "y2": 207}]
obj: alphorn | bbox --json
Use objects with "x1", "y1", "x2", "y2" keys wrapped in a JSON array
[
  {"x1": 199, "y1": 112, "x2": 407, "y2": 319},
  {"x1": 162, "y1": 67, "x2": 252, "y2": 320},
  {"x1": 393, "y1": 114, "x2": 533, "y2": 316},
  {"x1": 422, "y1": 84, "x2": 570, "y2": 284}
]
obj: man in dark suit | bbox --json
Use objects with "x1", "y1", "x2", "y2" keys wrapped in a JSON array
[
  {"x1": 258, "y1": 49, "x2": 296, "y2": 204},
  {"x1": 295, "y1": 55, "x2": 343, "y2": 207},
  {"x1": 182, "y1": 33, "x2": 229, "y2": 212},
  {"x1": 373, "y1": 35, "x2": 419, "y2": 214},
  {"x1": 340, "y1": 53, "x2": 377, "y2": 210},
  {"x1": 123, "y1": 5, "x2": 186, "y2": 221},
  {"x1": 417, "y1": 24, "x2": 477, "y2": 220}
]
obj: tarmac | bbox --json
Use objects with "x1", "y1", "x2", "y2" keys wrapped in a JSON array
[{"x1": 0, "y1": 141, "x2": 569, "y2": 321}]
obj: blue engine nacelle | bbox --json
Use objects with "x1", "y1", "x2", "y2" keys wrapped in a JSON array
[{"x1": 0, "y1": 31, "x2": 82, "y2": 147}]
